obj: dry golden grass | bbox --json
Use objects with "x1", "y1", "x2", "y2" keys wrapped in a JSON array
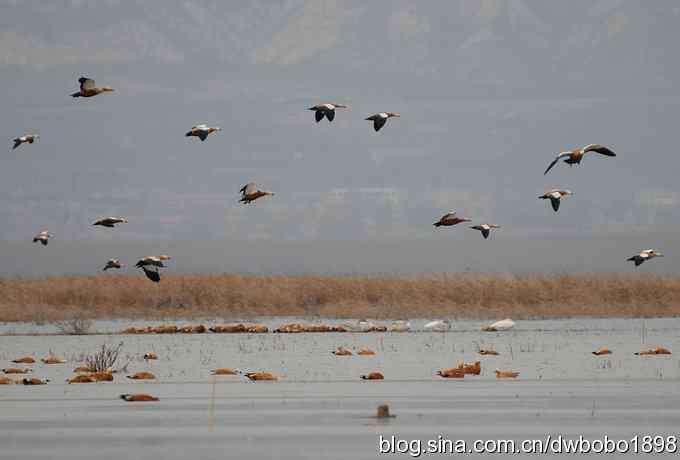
[{"x1": 0, "y1": 273, "x2": 678, "y2": 322}]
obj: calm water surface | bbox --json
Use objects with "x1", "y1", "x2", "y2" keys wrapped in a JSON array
[{"x1": 1, "y1": 317, "x2": 679, "y2": 459}]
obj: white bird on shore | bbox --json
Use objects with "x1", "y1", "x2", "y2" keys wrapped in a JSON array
[
  {"x1": 388, "y1": 320, "x2": 411, "y2": 332},
  {"x1": 482, "y1": 318, "x2": 515, "y2": 332},
  {"x1": 627, "y1": 249, "x2": 664, "y2": 267},
  {"x1": 424, "y1": 319, "x2": 451, "y2": 332}
]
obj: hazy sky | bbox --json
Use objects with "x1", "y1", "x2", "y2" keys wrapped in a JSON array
[{"x1": 1, "y1": 1, "x2": 679, "y2": 276}]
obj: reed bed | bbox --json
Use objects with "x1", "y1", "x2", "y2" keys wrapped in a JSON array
[{"x1": 0, "y1": 273, "x2": 678, "y2": 322}]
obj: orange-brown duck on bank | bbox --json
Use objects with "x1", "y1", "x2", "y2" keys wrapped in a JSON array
[
  {"x1": 457, "y1": 361, "x2": 481, "y2": 375},
  {"x1": 635, "y1": 347, "x2": 671, "y2": 356},
  {"x1": 332, "y1": 347, "x2": 353, "y2": 356},
  {"x1": 357, "y1": 349, "x2": 376, "y2": 356},
  {"x1": 495, "y1": 370, "x2": 519, "y2": 379},
  {"x1": 592, "y1": 348, "x2": 612, "y2": 356},
  {"x1": 479, "y1": 349, "x2": 499, "y2": 356},
  {"x1": 2, "y1": 368, "x2": 31, "y2": 374},
  {"x1": 126, "y1": 372, "x2": 156, "y2": 380},
  {"x1": 120, "y1": 393, "x2": 159, "y2": 402},
  {"x1": 21, "y1": 378, "x2": 49, "y2": 385},
  {"x1": 437, "y1": 368, "x2": 465, "y2": 378},
  {"x1": 360, "y1": 372, "x2": 384, "y2": 380},
  {"x1": 12, "y1": 356, "x2": 35, "y2": 364},
  {"x1": 245, "y1": 372, "x2": 277, "y2": 381},
  {"x1": 211, "y1": 368, "x2": 240, "y2": 375}
]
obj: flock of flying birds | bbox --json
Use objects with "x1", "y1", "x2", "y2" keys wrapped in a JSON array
[{"x1": 13, "y1": 77, "x2": 664, "y2": 283}]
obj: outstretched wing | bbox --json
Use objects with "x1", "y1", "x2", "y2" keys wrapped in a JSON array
[
  {"x1": 198, "y1": 131, "x2": 208, "y2": 141},
  {"x1": 12, "y1": 139, "x2": 21, "y2": 150},
  {"x1": 544, "y1": 152, "x2": 571, "y2": 175},
  {"x1": 373, "y1": 117, "x2": 387, "y2": 132},
  {"x1": 79, "y1": 77, "x2": 95, "y2": 91},
  {"x1": 315, "y1": 110, "x2": 324, "y2": 122},
  {"x1": 141, "y1": 266, "x2": 161, "y2": 282},
  {"x1": 240, "y1": 182, "x2": 257, "y2": 196},
  {"x1": 326, "y1": 110, "x2": 335, "y2": 122},
  {"x1": 550, "y1": 197, "x2": 560, "y2": 212},
  {"x1": 583, "y1": 144, "x2": 616, "y2": 157},
  {"x1": 481, "y1": 228, "x2": 490, "y2": 239}
]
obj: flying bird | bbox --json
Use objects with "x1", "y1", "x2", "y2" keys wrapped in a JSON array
[
  {"x1": 308, "y1": 103, "x2": 347, "y2": 122},
  {"x1": 433, "y1": 212, "x2": 471, "y2": 228},
  {"x1": 239, "y1": 182, "x2": 274, "y2": 204},
  {"x1": 627, "y1": 249, "x2": 664, "y2": 267},
  {"x1": 71, "y1": 76, "x2": 114, "y2": 98},
  {"x1": 538, "y1": 189, "x2": 572, "y2": 212},
  {"x1": 135, "y1": 255, "x2": 171, "y2": 283},
  {"x1": 470, "y1": 224, "x2": 500, "y2": 239},
  {"x1": 185, "y1": 124, "x2": 221, "y2": 141},
  {"x1": 12, "y1": 134, "x2": 38, "y2": 150},
  {"x1": 33, "y1": 230, "x2": 51, "y2": 246},
  {"x1": 544, "y1": 144, "x2": 616, "y2": 175},
  {"x1": 365, "y1": 112, "x2": 400, "y2": 132},
  {"x1": 103, "y1": 259, "x2": 123, "y2": 271},
  {"x1": 92, "y1": 217, "x2": 128, "y2": 228}
]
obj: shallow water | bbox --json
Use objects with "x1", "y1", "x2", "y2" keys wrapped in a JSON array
[{"x1": 1, "y1": 317, "x2": 679, "y2": 459}]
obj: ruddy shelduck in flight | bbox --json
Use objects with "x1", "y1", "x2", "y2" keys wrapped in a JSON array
[
  {"x1": 544, "y1": 144, "x2": 616, "y2": 175},
  {"x1": 33, "y1": 230, "x2": 51, "y2": 246},
  {"x1": 308, "y1": 103, "x2": 348, "y2": 122},
  {"x1": 433, "y1": 212, "x2": 471, "y2": 228},
  {"x1": 365, "y1": 112, "x2": 400, "y2": 132},
  {"x1": 470, "y1": 224, "x2": 500, "y2": 239},
  {"x1": 239, "y1": 182, "x2": 274, "y2": 204},
  {"x1": 71, "y1": 77, "x2": 114, "y2": 98},
  {"x1": 93, "y1": 217, "x2": 128, "y2": 228},
  {"x1": 12, "y1": 134, "x2": 38, "y2": 150},
  {"x1": 627, "y1": 249, "x2": 664, "y2": 267},
  {"x1": 185, "y1": 124, "x2": 221, "y2": 141},
  {"x1": 539, "y1": 189, "x2": 572, "y2": 212}
]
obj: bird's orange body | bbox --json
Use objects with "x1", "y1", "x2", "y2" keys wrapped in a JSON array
[{"x1": 360, "y1": 372, "x2": 384, "y2": 380}]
